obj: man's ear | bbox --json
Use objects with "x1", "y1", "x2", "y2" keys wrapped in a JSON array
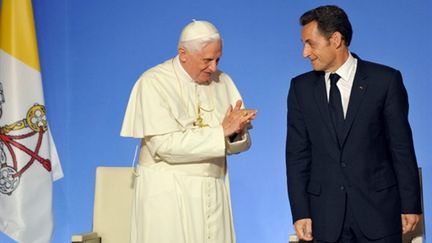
[
  {"x1": 330, "y1": 32, "x2": 343, "y2": 48},
  {"x1": 178, "y1": 47, "x2": 187, "y2": 62}
]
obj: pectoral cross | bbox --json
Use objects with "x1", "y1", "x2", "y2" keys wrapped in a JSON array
[{"x1": 193, "y1": 107, "x2": 209, "y2": 128}]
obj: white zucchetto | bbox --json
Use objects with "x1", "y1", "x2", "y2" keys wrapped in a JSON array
[{"x1": 179, "y1": 20, "x2": 220, "y2": 42}]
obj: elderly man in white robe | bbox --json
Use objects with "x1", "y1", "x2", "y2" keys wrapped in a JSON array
[{"x1": 121, "y1": 20, "x2": 257, "y2": 243}]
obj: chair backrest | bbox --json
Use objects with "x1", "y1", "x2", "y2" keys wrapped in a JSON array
[{"x1": 92, "y1": 167, "x2": 135, "y2": 243}]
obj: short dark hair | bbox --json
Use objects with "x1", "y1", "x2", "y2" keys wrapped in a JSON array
[{"x1": 300, "y1": 5, "x2": 353, "y2": 46}]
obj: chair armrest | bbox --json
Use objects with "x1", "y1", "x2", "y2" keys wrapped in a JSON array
[
  {"x1": 289, "y1": 234, "x2": 299, "y2": 243},
  {"x1": 411, "y1": 236, "x2": 424, "y2": 243},
  {"x1": 71, "y1": 232, "x2": 101, "y2": 243}
]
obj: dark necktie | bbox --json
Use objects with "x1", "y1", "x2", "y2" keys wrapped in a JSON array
[{"x1": 329, "y1": 73, "x2": 344, "y2": 146}]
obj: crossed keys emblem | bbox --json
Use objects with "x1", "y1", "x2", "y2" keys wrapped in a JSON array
[{"x1": 0, "y1": 82, "x2": 52, "y2": 195}]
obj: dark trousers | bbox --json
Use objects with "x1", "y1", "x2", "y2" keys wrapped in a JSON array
[{"x1": 315, "y1": 197, "x2": 402, "y2": 243}]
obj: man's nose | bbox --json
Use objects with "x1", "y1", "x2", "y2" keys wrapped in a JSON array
[{"x1": 208, "y1": 61, "x2": 217, "y2": 72}]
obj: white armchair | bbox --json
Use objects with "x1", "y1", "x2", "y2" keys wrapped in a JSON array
[{"x1": 71, "y1": 167, "x2": 135, "y2": 243}]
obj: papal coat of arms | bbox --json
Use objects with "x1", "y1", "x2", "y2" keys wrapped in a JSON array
[{"x1": 0, "y1": 81, "x2": 52, "y2": 195}]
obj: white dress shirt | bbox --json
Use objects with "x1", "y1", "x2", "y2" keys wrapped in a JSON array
[{"x1": 325, "y1": 53, "x2": 358, "y2": 118}]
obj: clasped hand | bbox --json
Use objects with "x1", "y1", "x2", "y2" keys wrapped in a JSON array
[{"x1": 222, "y1": 100, "x2": 257, "y2": 137}]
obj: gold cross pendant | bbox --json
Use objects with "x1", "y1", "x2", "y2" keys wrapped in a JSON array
[
  {"x1": 194, "y1": 116, "x2": 208, "y2": 128},
  {"x1": 193, "y1": 108, "x2": 208, "y2": 128}
]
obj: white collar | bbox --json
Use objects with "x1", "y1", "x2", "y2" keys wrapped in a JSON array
[{"x1": 325, "y1": 53, "x2": 357, "y2": 82}]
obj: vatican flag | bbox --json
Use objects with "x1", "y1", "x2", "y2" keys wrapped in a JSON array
[{"x1": 0, "y1": 0, "x2": 64, "y2": 242}]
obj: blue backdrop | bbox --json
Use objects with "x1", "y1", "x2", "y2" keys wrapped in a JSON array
[{"x1": 1, "y1": 0, "x2": 431, "y2": 242}]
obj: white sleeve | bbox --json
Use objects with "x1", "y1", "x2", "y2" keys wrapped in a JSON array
[
  {"x1": 226, "y1": 129, "x2": 251, "y2": 155},
  {"x1": 144, "y1": 125, "x2": 226, "y2": 163}
]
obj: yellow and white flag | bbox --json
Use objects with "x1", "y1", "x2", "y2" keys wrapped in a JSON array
[{"x1": 0, "y1": 0, "x2": 63, "y2": 242}]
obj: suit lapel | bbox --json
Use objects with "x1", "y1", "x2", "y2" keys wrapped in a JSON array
[{"x1": 340, "y1": 60, "x2": 368, "y2": 147}]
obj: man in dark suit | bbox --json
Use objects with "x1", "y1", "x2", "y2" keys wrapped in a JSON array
[{"x1": 286, "y1": 5, "x2": 422, "y2": 243}]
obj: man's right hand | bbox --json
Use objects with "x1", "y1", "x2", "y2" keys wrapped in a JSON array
[
  {"x1": 294, "y1": 218, "x2": 313, "y2": 241},
  {"x1": 222, "y1": 100, "x2": 256, "y2": 137}
]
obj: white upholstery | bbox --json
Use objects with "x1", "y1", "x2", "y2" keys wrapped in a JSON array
[
  {"x1": 288, "y1": 234, "x2": 300, "y2": 242},
  {"x1": 71, "y1": 167, "x2": 135, "y2": 243}
]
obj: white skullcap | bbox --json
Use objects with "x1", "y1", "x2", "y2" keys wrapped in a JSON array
[{"x1": 179, "y1": 20, "x2": 220, "y2": 42}]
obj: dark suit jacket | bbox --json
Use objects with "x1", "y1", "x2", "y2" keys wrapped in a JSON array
[{"x1": 286, "y1": 55, "x2": 421, "y2": 242}]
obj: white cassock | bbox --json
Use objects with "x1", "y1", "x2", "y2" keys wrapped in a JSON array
[{"x1": 121, "y1": 55, "x2": 251, "y2": 243}]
